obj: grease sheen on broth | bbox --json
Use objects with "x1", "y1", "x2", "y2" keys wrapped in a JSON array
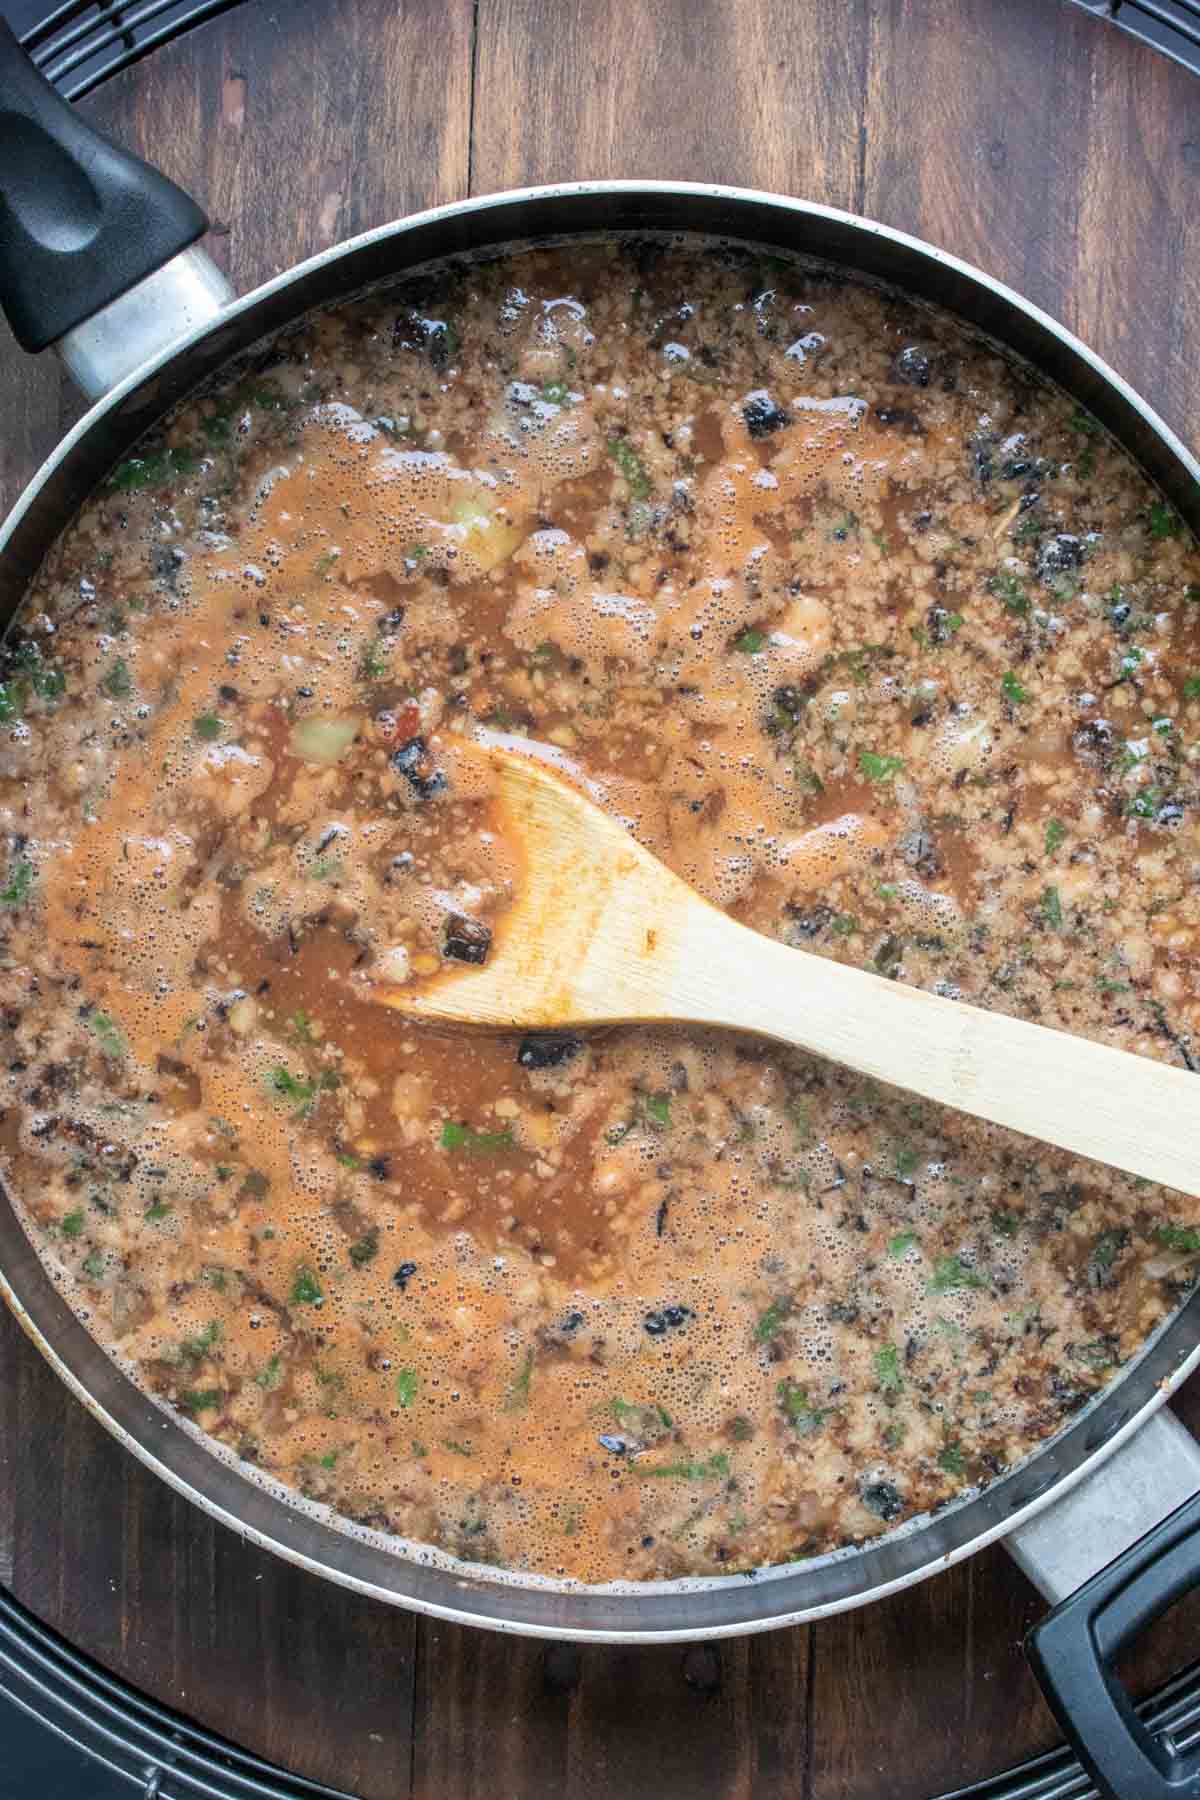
[{"x1": 2, "y1": 238, "x2": 1200, "y2": 1583}]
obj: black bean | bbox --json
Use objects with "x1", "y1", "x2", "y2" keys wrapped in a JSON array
[
  {"x1": 742, "y1": 391, "x2": 790, "y2": 437},
  {"x1": 218, "y1": 684, "x2": 239, "y2": 703},
  {"x1": 1037, "y1": 534, "x2": 1083, "y2": 584},
  {"x1": 862, "y1": 1480, "x2": 904, "y2": 1521},
  {"x1": 444, "y1": 914, "x2": 493, "y2": 965},
  {"x1": 368, "y1": 1155, "x2": 391, "y2": 1180},
  {"x1": 644, "y1": 1304, "x2": 693, "y2": 1336},
  {"x1": 392, "y1": 736, "x2": 447, "y2": 800},
  {"x1": 892, "y1": 346, "x2": 930, "y2": 387},
  {"x1": 393, "y1": 1261, "x2": 418, "y2": 1291},
  {"x1": 517, "y1": 1034, "x2": 582, "y2": 1069}
]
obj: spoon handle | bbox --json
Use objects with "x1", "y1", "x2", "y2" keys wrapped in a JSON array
[{"x1": 668, "y1": 902, "x2": 1199, "y2": 1195}]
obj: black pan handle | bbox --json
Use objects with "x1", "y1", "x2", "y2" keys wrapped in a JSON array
[
  {"x1": 0, "y1": 17, "x2": 208, "y2": 352},
  {"x1": 1027, "y1": 1489, "x2": 1200, "y2": 1799}
]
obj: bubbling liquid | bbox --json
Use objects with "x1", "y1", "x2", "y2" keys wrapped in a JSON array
[{"x1": 1, "y1": 238, "x2": 1199, "y2": 1582}]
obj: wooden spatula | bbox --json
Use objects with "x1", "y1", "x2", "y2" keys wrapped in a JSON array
[{"x1": 379, "y1": 745, "x2": 1198, "y2": 1195}]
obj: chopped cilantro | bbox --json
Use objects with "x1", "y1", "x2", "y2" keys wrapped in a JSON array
[
  {"x1": 108, "y1": 446, "x2": 198, "y2": 492},
  {"x1": 1041, "y1": 885, "x2": 1063, "y2": 930},
  {"x1": 255, "y1": 1354, "x2": 283, "y2": 1391},
  {"x1": 777, "y1": 1379, "x2": 829, "y2": 1436},
  {"x1": 754, "y1": 1299, "x2": 789, "y2": 1343},
  {"x1": 1183, "y1": 676, "x2": 1200, "y2": 700},
  {"x1": 888, "y1": 1231, "x2": 918, "y2": 1258},
  {"x1": 348, "y1": 1231, "x2": 378, "y2": 1267},
  {"x1": 939, "y1": 1440, "x2": 965, "y2": 1475},
  {"x1": 875, "y1": 1344, "x2": 903, "y2": 1392},
  {"x1": 1044, "y1": 818, "x2": 1067, "y2": 856},
  {"x1": 640, "y1": 1453, "x2": 730, "y2": 1481},
  {"x1": 61, "y1": 1209, "x2": 85, "y2": 1238},
  {"x1": 1155, "y1": 1225, "x2": 1200, "y2": 1253},
  {"x1": 193, "y1": 713, "x2": 223, "y2": 740},
  {"x1": 608, "y1": 437, "x2": 650, "y2": 500},
  {"x1": 504, "y1": 1347, "x2": 534, "y2": 1412},
  {"x1": 81, "y1": 1249, "x2": 104, "y2": 1279},
  {"x1": 88, "y1": 1010, "x2": 126, "y2": 1059},
  {"x1": 733, "y1": 628, "x2": 767, "y2": 654},
  {"x1": 101, "y1": 658, "x2": 132, "y2": 699},
  {"x1": 859, "y1": 751, "x2": 904, "y2": 783},
  {"x1": 180, "y1": 1388, "x2": 223, "y2": 1414},
  {"x1": 644, "y1": 1092, "x2": 672, "y2": 1127},
  {"x1": 1, "y1": 860, "x2": 33, "y2": 907},
  {"x1": 1001, "y1": 671, "x2": 1029, "y2": 704},
  {"x1": 440, "y1": 1120, "x2": 515, "y2": 1153},
  {"x1": 319, "y1": 1451, "x2": 339, "y2": 1469},
  {"x1": 928, "y1": 1255, "x2": 988, "y2": 1294},
  {"x1": 1148, "y1": 501, "x2": 1180, "y2": 540},
  {"x1": 143, "y1": 1201, "x2": 172, "y2": 1222},
  {"x1": 395, "y1": 1368, "x2": 418, "y2": 1407},
  {"x1": 989, "y1": 570, "x2": 1028, "y2": 614},
  {"x1": 289, "y1": 1266, "x2": 323, "y2": 1306}
]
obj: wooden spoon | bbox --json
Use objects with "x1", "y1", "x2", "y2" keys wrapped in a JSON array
[{"x1": 380, "y1": 745, "x2": 1199, "y2": 1195}]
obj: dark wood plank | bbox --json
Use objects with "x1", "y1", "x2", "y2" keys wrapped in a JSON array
[
  {"x1": 2, "y1": 2, "x2": 1200, "y2": 1796},
  {"x1": 0, "y1": 1, "x2": 471, "y2": 1792}
]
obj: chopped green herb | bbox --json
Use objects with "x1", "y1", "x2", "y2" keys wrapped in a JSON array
[
  {"x1": 289, "y1": 1009, "x2": 316, "y2": 1042},
  {"x1": 313, "y1": 550, "x2": 340, "y2": 576},
  {"x1": 1044, "y1": 818, "x2": 1067, "y2": 856},
  {"x1": 319, "y1": 1451, "x2": 339, "y2": 1469},
  {"x1": 255, "y1": 1354, "x2": 283, "y2": 1391},
  {"x1": 989, "y1": 571, "x2": 1028, "y2": 614},
  {"x1": 1001, "y1": 671, "x2": 1029, "y2": 704},
  {"x1": 540, "y1": 381, "x2": 570, "y2": 405},
  {"x1": 859, "y1": 751, "x2": 904, "y2": 783},
  {"x1": 336, "y1": 1152, "x2": 361, "y2": 1170},
  {"x1": 193, "y1": 713, "x2": 223, "y2": 741},
  {"x1": 1041, "y1": 885, "x2": 1064, "y2": 930},
  {"x1": 777, "y1": 1380, "x2": 829, "y2": 1436},
  {"x1": 755, "y1": 1298, "x2": 789, "y2": 1343},
  {"x1": 640, "y1": 1453, "x2": 730, "y2": 1481},
  {"x1": 102, "y1": 658, "x2": 132, "y2": 699},
  {"x1": 289, "y1": 1266, "x2": 323, "y2": 1306},
  {"x1": 1183, "y1": 676, "x2": 1200, "y2": 700},
  {"x1": 831, "y1": 912, "x2": 859, "y2": 936},
  {"x1": 81, "y1": 1249, "x2": 105, "y2": 1279},
  {"x1": 143, "y1": 1201, "x2": 172, "y2": 1222},
  {"x1": 644, "y1": 1092, "x2": 672, "y2": 1127},
  {"x1": 108, "y1": 446, "x2": 199, "y2": 492},
  {"x1": 180, "y1": 1388, "x2": 223, "y2": 1414},
  {"x1": 928, "y1": 1255, "x2": 988, "y2": 1294},
  {"x1": 1069, "y1": 408, "x2": 1100, "y2": 437},
  {"x1": 733, "y1": 628, "x2": 767, "y2": 654},
  {"x1": 504, "y1": 1347, "x2": 534, "y2": 1412},
  {"x1": 359, "y1": 638, "x2": 389, "y2": 681},
  {"x1": 1154, "y1": 1225, "x2": 1200, "y2": 1253},
  {"x1": 442, "y1": 1439, "x2": 474, "y2": 1458},
  {"x1": 0, "y1": 860, "x2": 33, "y2": 907},
  {"x1": 895, "y1": 1145, "x2": 919, "y2": 1180},
  {"x1": 61, "y1": 1209, "x2": 85, "y2": 1238},
  {"x1": 1148, "y1": 501, "x2": 1180, "y2": 540},
  {"x1": 939, "y1": 1440, "x2": 966, "y2": 1475},
  {"x1": 181, "y1": 1320, "x2": 222, "y2": 1360},
  {"x1": 440, "y1": 1120, "x2": 515, "y2": 1154},
  {"x1": 608, "y1": 436, "x2": 650, "y2": 500},
  {"x1": 396, "y1": 1368, "x2": 418, "y2": 1407},
  {"x1": 991, "y1": 1210, "x2": 1020, "y2": 1239},
  {"x1": 348, "y1": 1231, "x2": 379, "y2": 1267},
  {"x1": 888, "y1": 1231, "x2": 918, "y2": 1258},
  {"x1": 88, "y1": 1010, "x2": 126, "y2": 1059},
  {"x1": 875, "y1": 1344, "x2": 903, "y2": 1392}
]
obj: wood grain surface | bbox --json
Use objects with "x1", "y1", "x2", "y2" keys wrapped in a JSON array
[{"x1": 1, "y1": 2, "x2": 1200, "y2": 1795}]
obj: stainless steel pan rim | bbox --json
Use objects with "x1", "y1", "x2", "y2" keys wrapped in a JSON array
[{"x1": 2, "y1": 179, "x2": 1199, "y2": 1642}]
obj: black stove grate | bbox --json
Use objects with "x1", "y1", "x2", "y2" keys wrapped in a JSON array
[
  {"x1": 1066, "y1": 0, "x2": 1200, "y2": 71},
  {"x1": 17, "y1": 0, "x2": 247, "y2": 98},
  {"x1": 10, "y1": 0, "x2": 1200, "y2": 100}
]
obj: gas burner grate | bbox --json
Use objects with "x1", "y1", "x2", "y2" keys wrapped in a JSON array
[
  {"x1": 18, "y1": 0, "x2": 248, "y2": 99},
  {"x1": 1067, "y1": 0, "x2": 1200, "y2": 73}
]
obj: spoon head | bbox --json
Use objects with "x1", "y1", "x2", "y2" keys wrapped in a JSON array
[{"x1": 375, "y1": 744, "x2": 687, "y2": 1030}]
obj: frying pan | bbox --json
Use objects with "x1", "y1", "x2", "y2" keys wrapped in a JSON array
[{"x1": 1, "y1": 23, "x2": 1199, "y2": 1797}]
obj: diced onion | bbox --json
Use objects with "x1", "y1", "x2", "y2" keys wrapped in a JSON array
[{"x1": 288, "y1": 714, "x2": 362, "y2": 765}]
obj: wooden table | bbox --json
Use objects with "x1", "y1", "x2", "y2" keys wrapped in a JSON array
[{"x1": 2, "y1": 2, "x2": 1200, "y2": 1793}]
